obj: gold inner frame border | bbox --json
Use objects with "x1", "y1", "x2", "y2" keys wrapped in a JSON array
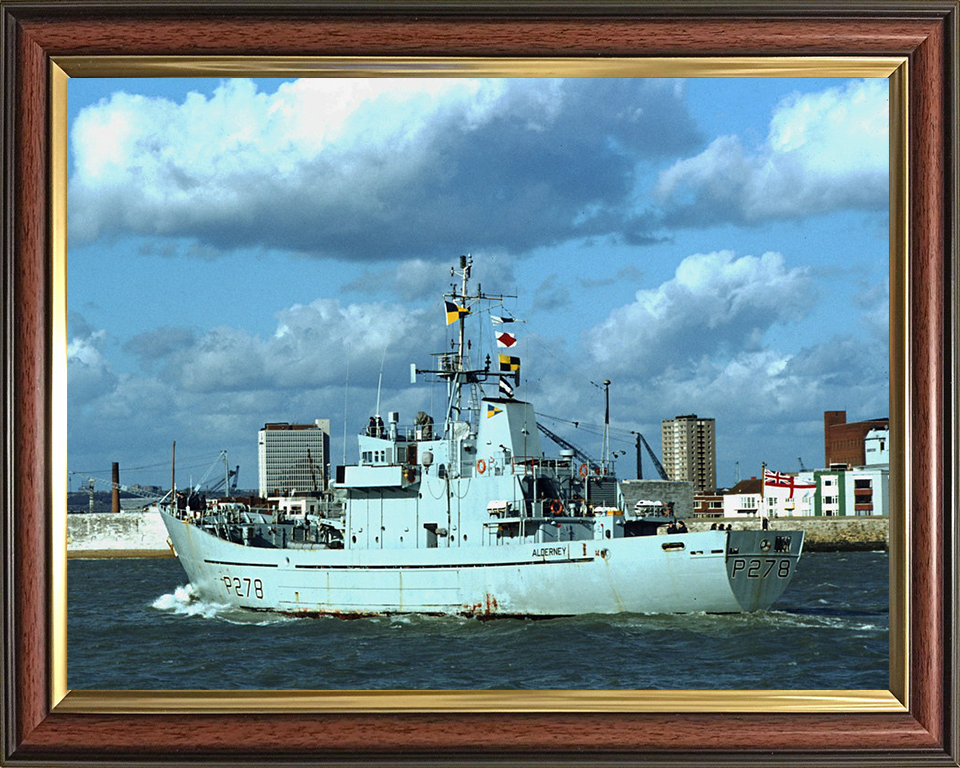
[{"x1": 49, "y1": 55, "x2": 909, "y2": 715}]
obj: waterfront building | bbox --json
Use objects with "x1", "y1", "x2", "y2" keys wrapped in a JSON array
[
  {"x1": 722, "y1": 477, "x2": 762, "y2": 517},
  {"x1": 257, "y1": 420, "x2": 331, "y2": 497},
  {"x1": 824, "y1": 410, "x2": 889, "y2": 468},
  {"x1": 661, "y1": 414, "x2": 717, "y2": 494},
  {"x1": 864, "y1": 428, "x2": 889, "y2": 466},
  {"x1": 691, "y1": 491, "x2": 725, "y2": 518},
  {"x1": 813, "y1": 465, "x2": 889, "y2": 517},
  {"x1": 721, "y1": 473, "x2": 818, "y2": 518}
]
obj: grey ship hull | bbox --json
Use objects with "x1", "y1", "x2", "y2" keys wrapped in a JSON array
[{"x1": 160, "y1": 509, "x2": 803, "y2": 617}]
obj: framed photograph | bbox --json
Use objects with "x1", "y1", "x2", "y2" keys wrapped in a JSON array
[{"x1": 2, "y1": 2, "x2": 957, "y2": 766}]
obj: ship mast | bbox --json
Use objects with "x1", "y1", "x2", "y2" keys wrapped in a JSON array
[
  {"x1": 455, "y1": 254, "x2": 470, "y2": 373},
  {"x1": 411, "y1": 256, "x2": 516, "y2": 441},
  {"x1": 451, "y1": 254, "x2": 472, "y2": 422}
]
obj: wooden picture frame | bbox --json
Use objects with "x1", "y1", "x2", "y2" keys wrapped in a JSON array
[{"x1": 2, "y1": 2, "x2": 957, "y2": 765}]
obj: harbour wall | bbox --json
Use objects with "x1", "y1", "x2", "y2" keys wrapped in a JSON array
[
  {"x1": 621, "y1": 479, "x2": 694, "y2": 517},
  {"x1": 67, "y1": 510, "x2": 173, "y2": 559},
  {"x1": 684, "y1": 516, "x2": 889, "y2": 552}
]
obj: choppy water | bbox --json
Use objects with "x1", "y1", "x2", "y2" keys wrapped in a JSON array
[{"x1": 67, "y1": 551, "x2": 888, "y2": 690}]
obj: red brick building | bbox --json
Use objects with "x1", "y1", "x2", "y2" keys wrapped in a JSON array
[{"x1": 823, "y1": 411, "x2": 889, "y2": 468}]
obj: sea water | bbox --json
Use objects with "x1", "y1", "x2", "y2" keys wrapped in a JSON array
[{"x1": 67, "y1": 551, "x2": 888, "y2": 690}]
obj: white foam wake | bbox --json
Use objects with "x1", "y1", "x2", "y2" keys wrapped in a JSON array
[
  {"x1": 152, "y1": 583, "x2": 229, "y2": 620},
  {"x1": 151, "y1": 583, "x2": 297, "y2": 625}
]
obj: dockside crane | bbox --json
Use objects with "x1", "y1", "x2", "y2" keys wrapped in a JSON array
[
  {"x1": 535, "y1": 423, "x2": 599, "y2": 471},
  {"x1": 632, "y1": 432, "x2": 669, "y2": 481},
  {"x1": 207, "y1": 465, "x2": 240, "y2": 495}
]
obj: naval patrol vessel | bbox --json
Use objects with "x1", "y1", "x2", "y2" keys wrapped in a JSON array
[{"x1": 159, "y1": 258, "x2": 804, "y2": 617}]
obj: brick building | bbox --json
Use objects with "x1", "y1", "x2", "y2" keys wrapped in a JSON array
[{"x1": 823, "y1": 411, "x2": 889, "y2": 468}]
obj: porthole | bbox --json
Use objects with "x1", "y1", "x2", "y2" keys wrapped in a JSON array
[{"x1": 352, "y1": 535, "x2": 357, "y2": 544}]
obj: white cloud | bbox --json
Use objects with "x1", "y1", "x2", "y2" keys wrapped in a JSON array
[
  {"x1": 587, "y1": 250, "x2": 814, "y2": 372},
  {"x1": 67, "y1": 329, "x2": 117, "y2": 407},
  {"x1": 68, "y1": 78, "x2": 701, "y2": 258},
  {"x1": 123, "y1": 296, "x2": 442, "y2": 395},
  {"x1": 655, "y1": 79, "x2": 888, "y2": 224}
]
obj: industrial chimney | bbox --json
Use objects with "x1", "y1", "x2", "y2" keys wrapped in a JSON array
[{"x1": 111, "y1": 462, "x2": 120, "y2": 514}]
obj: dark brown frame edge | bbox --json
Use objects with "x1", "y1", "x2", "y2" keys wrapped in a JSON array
[{"x1": 1, "y1": 2, "x2": 957, "y2": 766}]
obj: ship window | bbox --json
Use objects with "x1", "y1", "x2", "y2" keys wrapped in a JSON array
[{"x1": 605, "y1": 530, "x2": 611, "y2": 539}]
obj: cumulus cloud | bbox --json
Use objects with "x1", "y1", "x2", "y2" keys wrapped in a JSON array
[
  {"x1": 68, "y1": 78, "x2": 700, "y2": 259},
  {"x1": 119, "y1": 297, "x2": 443, "y2": 395},
  {"x1": 68, "y1": 325, "x2": 117, "y2": 407},
  {"x1": 587, "y1": 250, "x2": 814, "y2": 373},
  {"x1": 655, "y1": 79, "x2": 888, "y2": 226}
]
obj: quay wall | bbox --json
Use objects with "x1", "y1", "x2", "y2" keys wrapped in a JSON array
[
  {"x1": 621, "y1": 479, "x2": 694, "y2": 517},
  {"x1": 685, "y1": 516, "x2": 889, "y2": 552},
  {"x1": 67, "y1": 510, "x2": 173, "y2": 558}
]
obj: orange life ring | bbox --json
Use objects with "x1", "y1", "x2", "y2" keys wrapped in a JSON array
[
  {"x1": 549, "y1": 499, "x2": 564, "y2": 515},
  {"x1": 476, "y1": 459, "x2": 486, "y2": 474},
  {"x1": 578, "y1": 463, "x2": 589, "y2": 478}
]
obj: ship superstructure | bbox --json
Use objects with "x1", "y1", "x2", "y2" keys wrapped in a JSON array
[{"x1": 160, "y1": 257, "x2": 804, "y2": 617}]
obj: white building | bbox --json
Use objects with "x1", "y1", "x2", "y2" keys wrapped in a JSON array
[
  {"x1": 864, "y1": 428, "x2": 889, "y2": 466},
  {"x1": 722, "y1": 473, "x2": 817, "y2": 518},
  {"x1": 258, "y1": 420, "x2": 331, "y2": 497}
]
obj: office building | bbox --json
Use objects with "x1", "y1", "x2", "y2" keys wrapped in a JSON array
[
  {"x1": 258, "y1": 419, "x2": 331, "y2": 497},
  {"x1": 661, "y1": 414, "x2": 717, "y2": 494}
]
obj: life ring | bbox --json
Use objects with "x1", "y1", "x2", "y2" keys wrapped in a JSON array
[
  {"x1": 549, "y1": 499, "x2": 564, "y2": 515},
  {"x1": 578, "y1": 463, "x2": 589, "y2": 478},
  {"x1": 477, "y1": 459, "x2": 486, "y2": 474}
]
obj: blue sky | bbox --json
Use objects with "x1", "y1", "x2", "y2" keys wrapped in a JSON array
[{"x1": 66, "y1": 76, "x2": 889, "y2": 491}]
